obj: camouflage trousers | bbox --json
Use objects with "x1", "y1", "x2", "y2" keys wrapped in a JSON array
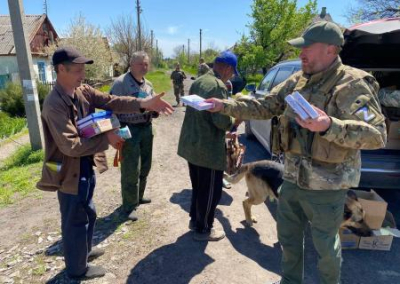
[
  {"x1": 277, "y1": 180, "x2": 346, "y2": 284},
  {"x1": 120, "y1": 123, "x2": 153, "y2": 212},
  {"x1": 173, "y1": 83, "x2": 184, "y2": 104}
]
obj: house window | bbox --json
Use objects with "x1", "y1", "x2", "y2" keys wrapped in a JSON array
[{"x1": 37, "y1": 62, "x2": 46, "y2": 82}]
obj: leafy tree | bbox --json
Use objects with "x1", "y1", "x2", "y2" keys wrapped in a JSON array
[
  {"x1": 235, "y1": 0, "x2": 317, "y2": 75},
  {"x1": 346, "y1": 0, "x2": 400, "y2": 24},
  {"x1": 47, "y1": 14, "x2": 112, "y2": 80}
]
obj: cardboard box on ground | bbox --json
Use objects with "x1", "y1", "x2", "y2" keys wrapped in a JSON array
[
  {"x1": 339, "y1": 190, "x2": 400, "y2": 251},
  {"x1": 385, "y1": 119, "x2": 400, "y2": 150}
]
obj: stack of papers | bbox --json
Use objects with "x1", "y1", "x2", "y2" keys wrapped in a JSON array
[
  {"x1": 285, "y1": 91, "x2": 319, "y2": 120},
  {"x1": 181, "y1": 95, "x2": 214, "y2": 111}
]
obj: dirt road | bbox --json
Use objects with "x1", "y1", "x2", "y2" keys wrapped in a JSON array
[{"x1": 1, "y1": 76, "x2": 400, "y2": 284}]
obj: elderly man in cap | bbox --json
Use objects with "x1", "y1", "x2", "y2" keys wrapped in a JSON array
[
  {"x1": 178, "y1": 50, "x2": 238, "y2": 241},
  {"x1": 206, "y1": 22, "x2": 386, "y2": 283},
  {"x1": 37, "y1": 47, "x2": 173, "y2": 280}
]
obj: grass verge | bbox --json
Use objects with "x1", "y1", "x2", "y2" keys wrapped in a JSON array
[
  {"x1": 0, "y1": 144, "x2": 43, "y2": 207},
  {"x1": 146, "y1": 70, "x2": 172, "y2": 94},
  {"x1": 0, "y1": 112, "x2": 27, "y2": 140}
]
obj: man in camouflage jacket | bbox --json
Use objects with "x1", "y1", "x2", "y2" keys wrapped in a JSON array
[
  {"x1": 170, "y1": 63, "x2": 187, "y2": 106},
  {"x1": 206, "y1": 22, "x2": 386, "y2": 284}
]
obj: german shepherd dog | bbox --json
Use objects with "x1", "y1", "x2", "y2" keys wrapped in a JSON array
[{"x1": 225, "y1": 160, "x2": 373, "y2": 236}]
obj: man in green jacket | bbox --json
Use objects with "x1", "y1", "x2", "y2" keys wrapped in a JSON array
[
  {"x1": 206, "y1": 22, "x2": 386, "y2": 283},
  {"x1": 177, "y1": 51, "x2": 237, "y2": 241}
]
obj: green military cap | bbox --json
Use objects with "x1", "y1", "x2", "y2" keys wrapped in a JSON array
[{"x1": 288, "y1": 21, "x2": 344, "y2": 48}]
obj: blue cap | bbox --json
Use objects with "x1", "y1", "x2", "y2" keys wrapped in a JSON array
[{"x1": 215, "y1": 51, "x2": 239, "y2": 76}]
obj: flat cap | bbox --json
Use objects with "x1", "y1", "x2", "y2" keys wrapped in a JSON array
[{"x1": 52, "y1": 46, "x2": 94, "y2": 65}]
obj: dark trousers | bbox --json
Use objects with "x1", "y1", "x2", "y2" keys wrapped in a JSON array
[
  {"x1": 120, "y1": 124, "x2": 153, "y2": 212},
  {"x1": 57, "y1": 157, "x2": 96, "y2": 277},
  {"x1": 188, "y1": 162, "x2": 223, "y2": 233}
]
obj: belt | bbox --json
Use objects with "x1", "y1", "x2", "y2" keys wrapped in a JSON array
[{"x1": 118, "y1": 112, "x2": 153, "y2": 125}]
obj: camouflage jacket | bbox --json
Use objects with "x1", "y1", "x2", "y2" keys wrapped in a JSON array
[
  {"x1": 170, "y1": 70, "x2": 186, "y2": 85},
  {"x1": 378, "y1": 88, "x2": 400, "y2": 108},
  {"x1": 178, "y1": 70, "x2": 234, "y2": 171},
  {"x1": 221, "y1": 58, "x2": 387, "y2": 190}
]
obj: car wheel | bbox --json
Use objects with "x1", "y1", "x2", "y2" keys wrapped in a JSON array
[
  {"x1": 244, "y1": 121, "x2": 255, "y2": 139},
  {"x1": 271, "y1": 153, "x2": 284, "y2": 164}
]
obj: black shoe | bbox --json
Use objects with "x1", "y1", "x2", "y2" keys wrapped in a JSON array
[
  {"x1": 193, "y1": 228, "x2": 225, "y2": 242},
  {"x1": 128, "y1": 209, "x2": 138, "y2": 221},
  {"x1": 139, "y1": 198, "x2": 151, "y2": 204},
  {"x1": 88, "y1": 247, "x2": 105, "y2": 262},
  {"x1": 189, "y1": 220, "x2": 196, "y2": 231},
  {"x1": 69, "y1": 264, "x2": 106, "y2": 280}
]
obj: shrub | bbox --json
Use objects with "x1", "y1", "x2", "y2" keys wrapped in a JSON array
[
  {"x1": 0, "y1": 82, "x2": 24, "y2": 117},
  {"x1": 0, "y1": 81, "x2": 51, "y2": 117},
  {"x1": 0, "y1": 112, "x2": 26, "y2": 139}
]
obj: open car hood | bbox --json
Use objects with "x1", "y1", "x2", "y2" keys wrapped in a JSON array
[{"x1": 340, "y1": 18, "x2": 400, "y2": 70}]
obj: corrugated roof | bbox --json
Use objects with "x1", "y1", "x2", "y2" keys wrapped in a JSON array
[{"x1": 0, "y1": 14, "x2": 45, "y2": 55}]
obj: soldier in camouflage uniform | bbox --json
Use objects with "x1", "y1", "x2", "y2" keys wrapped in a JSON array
[
  {"x1": 110, "y1": 51, "x2": 156, "y2": 222},
  {"x1": 170, "y1": 63, "x2": 187, "y2": 106},
  {"x1": 206, "y1": 22, "x2": 386, "y2": 284},
  {"x1": 378, "y1": 88, "x2": 400, "y2": 108},
  {"x1": 197, "y1": 57, "x2": 210, "y2": 77}
]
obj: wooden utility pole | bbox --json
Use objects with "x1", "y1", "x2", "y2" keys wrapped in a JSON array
[
  {"x1": 150, "y1": 30, "x2": 154, "y2": 50},
  {"x1": 155, "y1": 39, "x2": 158, "y2": 64},
  {"x1": 8, "y1": 0, "x2": 43, "y2": 150},
  {"x1": 136, "y1": 0, "x2": 142, "y2": 50},
  {"x1": 188, "y1": 39, "x2": 190, "y2": 63},
  {"x1": 200, "y1": 29, "x2": 202, "y2": 59},
  {"x1": 43, "y1": 0, "x2": 48, "y2": 15}
]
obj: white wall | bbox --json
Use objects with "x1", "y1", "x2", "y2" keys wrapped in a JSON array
[{"x1": 0, "y1": 55, "x2": 55, "y2": 84}]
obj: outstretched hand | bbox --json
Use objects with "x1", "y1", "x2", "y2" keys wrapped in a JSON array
[
  {"x1": 204, "y1": 98, "x2": 224, "y2": 112},
  {"x1": 140, "y1": 92, "x2": 174, "y2": 115}
]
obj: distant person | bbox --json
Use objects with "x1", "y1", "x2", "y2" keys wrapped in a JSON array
[
  {"x1": 170, "y1": 63, "x2": 187, "y2": 106},
  {"x1": 178, "y1": 50, "x2": 238, "y2": 242},
  {"x1": 197, "y1": 57, "x2": 210, "y2": 77},
  {"x1": 205, "y1": 21, "x2": 386, "y2": 284},
  {"x1": 37, "y1": 47, "x2": 173, "y2": 280},
  {"x1": 110, "y1": 51, "x2": 158, "y2": 222}
]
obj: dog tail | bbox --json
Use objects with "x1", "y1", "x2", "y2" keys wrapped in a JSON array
[{"x1": 224, "y1": 163, "x2": 251, "y2": 184}]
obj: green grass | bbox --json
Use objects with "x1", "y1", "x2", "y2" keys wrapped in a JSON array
[
  {"x1": 0, "y1": 112, "x2": 27, "y2": 140},
  {"x1": 183, "y1": 65, "x2": 197, "y2": 76},
  {"x1": 0, "y1": 144, "x2": 43, "y2": 207},
  {"x1": 98, "y1": 84, "x2": 111, "y2": 93},
  {"x1": 146, "y1": 70, "x2": 172, "y2": 94}
]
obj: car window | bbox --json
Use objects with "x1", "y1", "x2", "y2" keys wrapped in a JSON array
[
  {"x1": 270, "y1": 67, "x2": 294, "y2": 90},
  {"x1": 258, "y1": 68, "x2": 278, "y2": 91}
]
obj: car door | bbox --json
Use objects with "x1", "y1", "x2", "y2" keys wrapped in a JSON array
[
  {"x1": 249, "y1": 64, "x2": 299, "y2": 153},
  {"x1": 249, "y1": 67, "x2": 279, "y2": 151}
]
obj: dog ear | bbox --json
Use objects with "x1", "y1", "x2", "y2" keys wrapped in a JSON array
[{"x1": 346, "y1": 189, "x2": 358, "y2": 201}]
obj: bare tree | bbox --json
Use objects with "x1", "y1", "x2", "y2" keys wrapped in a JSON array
[
  {"x1": 346, "y1": 0, "x2": 400, "y2": 24},
  {"x1": 107, "y1": 14, "x2": 152, "y2": 72},
  {"x1": 46, "y1": 14, "x2": 112, "y2": 80}
]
